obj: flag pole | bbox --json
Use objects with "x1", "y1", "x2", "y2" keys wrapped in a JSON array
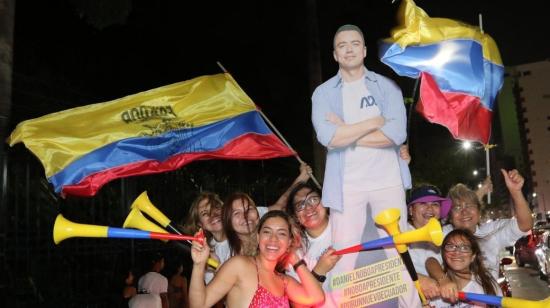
[
  {"x1": 479, "y1": 13, "x2": 491, "y2": 204},
  {"x1": 406, "y1": 78, "x2": 420, "y2": 145},
  {"x1": 216, "y1": 61, "x2": 322, "y2": 189}
]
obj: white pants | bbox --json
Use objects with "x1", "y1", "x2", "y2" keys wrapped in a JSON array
[{"x1": 328, "y1": 185, "x2": 421, "y2": 308}]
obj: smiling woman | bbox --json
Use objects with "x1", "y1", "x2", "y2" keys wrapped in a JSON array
[
  {"x1": 182, "y1": 192, "x2": 228, "y2": 284},
  {"x1": 429, "y1": 229, "x2": 500, "y2": 308},
  {"x1": 188, "y1": 210, "x2": 325, "y2": 308}
]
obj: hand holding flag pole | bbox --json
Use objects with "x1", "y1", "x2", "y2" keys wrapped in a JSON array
[{"x1": 216, "y1": 61, "x2": 322, "y2": 189}]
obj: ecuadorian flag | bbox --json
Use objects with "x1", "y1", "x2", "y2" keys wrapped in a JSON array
[
  {"x1": 379, "y1": 0, "x2": 504, "y2": 144},
  {"x1": 8, "y1": 73, "x2": 294, "y2": 197}
]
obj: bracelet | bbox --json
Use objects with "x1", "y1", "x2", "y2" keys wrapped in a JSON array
[
  {"x1": 293, "y1": 259, "x2": 307, "y2": 271},
  {"x1": 311, "y1": 270, "x2": 326, "y2": 283}
]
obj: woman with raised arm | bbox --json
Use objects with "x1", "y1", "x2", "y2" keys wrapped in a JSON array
[{"x1": 189, "y1": 210, "x2": 325, "y2": 308}]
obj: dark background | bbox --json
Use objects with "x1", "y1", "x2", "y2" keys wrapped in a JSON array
[{"x1": 2, "y1": 0, "x2": 548, "y2": 306}]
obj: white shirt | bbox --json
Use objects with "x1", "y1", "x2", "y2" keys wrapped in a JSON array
[
  {"x1": 205, "y1": 238, "x2": 230, "y2": 284},
  {"x1": 342, "y1": 77, "x2": 401, "y2": 191},
  {"x1": 138, "y1": 271, "x2": 168, "y2": 295},
  {"x1": 407, "y1": 223, "x2": 441, "y2": 276},
  {"x1": 475, "y1": 218, "x2": 527, "y2": 280},
  {"x1": 287, "y1": 219, "x2": 332, "y2": 307},
  {"x1": 128, "y1": 293, "x2": 161, "y2": 308},
  {"x1": 257, "y1": 206, "x2": 268, "y2": 218}
]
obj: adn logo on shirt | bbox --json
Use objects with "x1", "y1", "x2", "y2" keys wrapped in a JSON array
[{"x1": 360, "y1": 96, "x2": 377, "y2": 108}]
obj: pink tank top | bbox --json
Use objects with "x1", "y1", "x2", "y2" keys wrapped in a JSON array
[{"x1": 248, "y1": 260, "x2": 289, "y2": 308}]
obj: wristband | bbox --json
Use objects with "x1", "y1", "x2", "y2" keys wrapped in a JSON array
[
  {"x1": 293, "y1": 259, "x2": 307, "y2": 271},
  {"x1": 311, "y1": 270, "x2": 326, "y2": 283}
]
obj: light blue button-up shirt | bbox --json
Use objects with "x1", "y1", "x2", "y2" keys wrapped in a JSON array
[{"x1": 311, "y1": 68, "x2": 411, "y2": 212}]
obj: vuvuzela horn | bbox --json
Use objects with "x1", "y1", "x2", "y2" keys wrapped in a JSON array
[
  {"x1": 334, "y1": 217, "x2": 443, "y2": 255},
  {"x1": 375, "y1": 208, "x2": 427, "y2": 305},
  {"x1": 53, "y1": 214, "x2": 203, "y2": 245},
  {"x1": 459, "y1": 292, "x2": 550, "y2": 308},
  {"x1": 131, "y1": 191, "x2": 180, "y2": 234},
  {"x1": 127, "y1": 192, "x2": 219, "y2": 269}
]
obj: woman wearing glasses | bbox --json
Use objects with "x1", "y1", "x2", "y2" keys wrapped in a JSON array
[
  {"x1": 431, "y1": 229, "x2": 500, "y2": 307},
  {"x1": 427, "y1": 169, "x2": 532, "y2": 304},
  {"x1": 285, "y1": 182, "x2": 341, "y2": 307}
]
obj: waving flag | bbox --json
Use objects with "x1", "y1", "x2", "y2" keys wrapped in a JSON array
[
  {"x1": 8, "y1": 73, "x2": 294, "y2": 197},
  {"x1": 379, "y1": 0, "x2": 504, "y2": 144}
]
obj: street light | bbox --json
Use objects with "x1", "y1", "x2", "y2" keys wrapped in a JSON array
[
  {"x1": 473, "y1": 170, "x2": 478, "y2": 176},
  {"x1": 462, "y1": 141, "x2": 472, "y2": 150},
  {"x1": 533, "y1": 192, "x2": 537, "y2": 198}
]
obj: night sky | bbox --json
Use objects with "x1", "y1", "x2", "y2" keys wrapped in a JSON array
[{"x1": 9, "y1": 0, "x2": 550, "y2": 188}]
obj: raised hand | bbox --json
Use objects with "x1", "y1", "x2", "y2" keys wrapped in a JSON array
[
  {"x1": 475, "y1": 176, "x2": 493, "y2": 200},
  {"x1": 500, "y1": 169, "x2": 524, "y2": 192},
  {"x1": 191, "y1": 229, "x2": 210, "y2": 265},
  {"x1": 297, "y1": 163, "x2": 313, "y2": 182}
]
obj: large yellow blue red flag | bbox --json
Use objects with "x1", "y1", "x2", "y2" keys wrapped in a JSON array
[
  {"x1": 8, "y1": 73, "x2": 294, "y2": 197},
  {"x1": 379, "y1": 0, "x2": 504, "y2": 144}
]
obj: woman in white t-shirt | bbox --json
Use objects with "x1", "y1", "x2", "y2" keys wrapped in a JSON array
[
  {"x1": 430, "y1": 229, "x2": 500, "y2": 308},
  {"x1": 285, "y1": 182, "x2": 341, "y2": 307},
  {"x1": 427, "y1": 169, "x2": 532, "y2": 304}
]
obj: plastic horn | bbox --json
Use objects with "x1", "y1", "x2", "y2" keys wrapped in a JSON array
[
  {"x1": 459, "y1": 292, "x2": 550, "y2": 308},
  {"x1": 131, "y1": 191, "x2": 180, "y2": 234},
  {"x1": 124, "y1": 207, "x2": 169, "y2": 242},
  {"x1": 334, "y1": 217, "x2": 443, "y2": 255},
  {"x1": 123, "y1": 207, "x2": 220, "y2": 269},
  {"x1": 374, "y1": 208, "x2": 427, "y2": 305},
  {"x1": 129, "y1": 192, "x2": 219, "y2": 269},
  {"x1": 53, "y1": 214, "x2": 203, "y2": 245}
]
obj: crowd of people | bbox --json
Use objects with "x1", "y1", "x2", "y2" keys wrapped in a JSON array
[
  {"x1": 120, "y1": 23, "x2": 534, "y2": 308},
  {"x1": 120, "y1": 164, "x2": 531, "y2": 308}
]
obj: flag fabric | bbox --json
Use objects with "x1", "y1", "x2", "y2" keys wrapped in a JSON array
[
  {"x1": 379, "y1": 0, "x2": 504, "y2": 144},
  {"x1": 8, "y1": 73, "x2": 295, "y2": 197}
]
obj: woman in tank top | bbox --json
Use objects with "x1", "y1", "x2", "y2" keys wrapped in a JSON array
[{"x1": 188, "y1": 210, "x2": 325, "y2": 308}]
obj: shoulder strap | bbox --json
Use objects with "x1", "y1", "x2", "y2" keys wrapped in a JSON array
[{"x1": 253, "y1": 257, "x2": 260, "y2": 287}]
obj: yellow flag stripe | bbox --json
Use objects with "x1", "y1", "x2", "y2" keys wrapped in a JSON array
[{"x1": 8, "y1": 73, "x2": 256, "y2": 177}]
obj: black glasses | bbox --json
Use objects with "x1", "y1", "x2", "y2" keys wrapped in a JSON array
[
  {"x1": 444, "y1": 243, "x2": 472, "y2": 253},
  {"x1": 295, "y1": 195, "x2": 321, "y2": 213}
]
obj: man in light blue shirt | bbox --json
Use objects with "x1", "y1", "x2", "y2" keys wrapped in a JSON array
[{"x1": 311, "y1": 24, "x2": 416, "y2": 307}]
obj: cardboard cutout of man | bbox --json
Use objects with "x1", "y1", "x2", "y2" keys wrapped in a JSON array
[{"x1": 311, "y1": 24, "x2": 418, "y2": 307}]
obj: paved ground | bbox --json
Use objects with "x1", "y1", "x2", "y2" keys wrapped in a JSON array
[{"x1": 505, "y1": 262, "x2": 550, "y2": 300}]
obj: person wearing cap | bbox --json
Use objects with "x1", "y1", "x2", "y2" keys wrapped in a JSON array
[
  {"x1": 311, "y1": 24, "x2": 416, "y2": 307},
  {"x1": 426, "y1": 169, "x2": 533, "y2": 304},
  {"x1": 406, "y1": 184, "x2": 451, "y2": 300},
  {"x1": 137, "y1": 252, "x2": 169, "y2": 308}
]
